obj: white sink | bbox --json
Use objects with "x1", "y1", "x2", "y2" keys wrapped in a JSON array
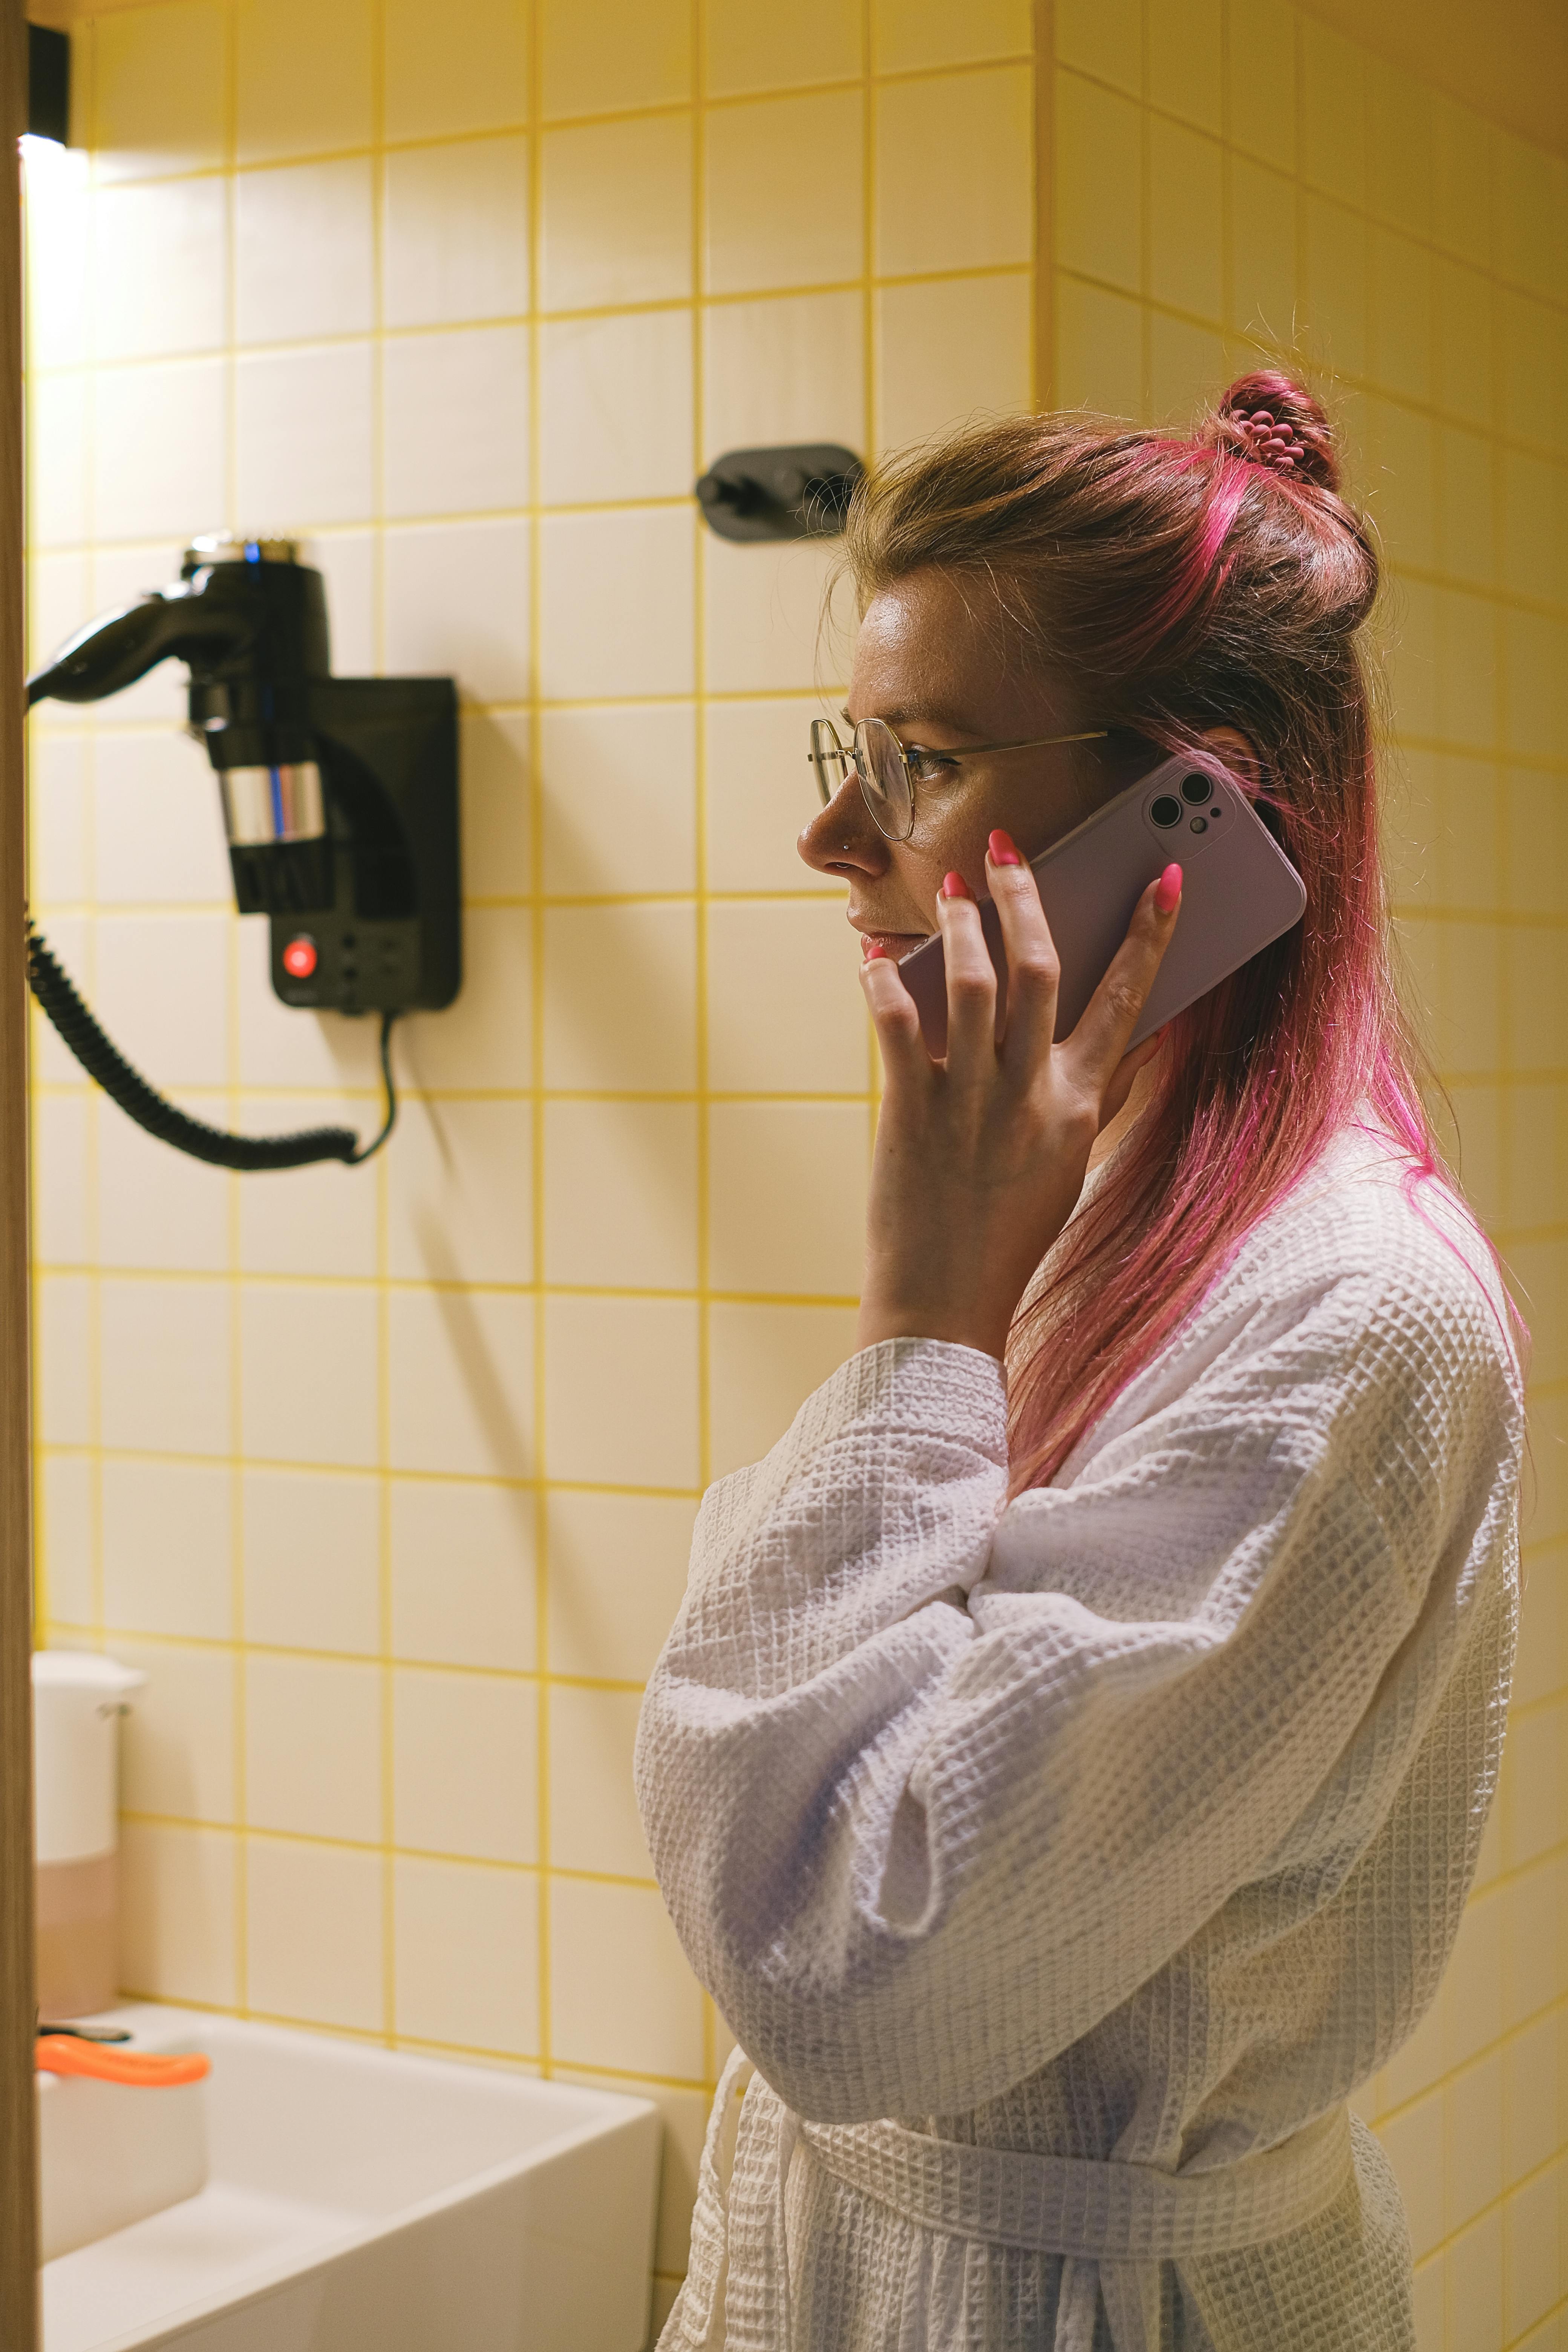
[{"x1": 41, "y1": 2004, "x2": 661, "y2": 2352}]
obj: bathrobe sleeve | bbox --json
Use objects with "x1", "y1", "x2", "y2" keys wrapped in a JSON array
[{"x1": 633, "y1": 1235, "x2": 1521, "y2": 2125}]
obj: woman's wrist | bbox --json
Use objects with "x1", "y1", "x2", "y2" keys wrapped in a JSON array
[{"x1": 855, "y1": 1295, "x2": 1011, "y2": 1362}]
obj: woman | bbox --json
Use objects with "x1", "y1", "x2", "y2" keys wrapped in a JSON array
[{"x1": 634, "y1": 375, "x2": 1524, "y2": 2350}]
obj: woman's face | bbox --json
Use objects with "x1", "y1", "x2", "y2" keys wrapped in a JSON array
[{"x1": 797, "y1": 565, "x2": 1109, "y2": 961}]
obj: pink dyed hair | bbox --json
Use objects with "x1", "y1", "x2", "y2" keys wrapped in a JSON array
[{"x1": 841, "y1": 372, "x2": 1521, "y2": 1493}]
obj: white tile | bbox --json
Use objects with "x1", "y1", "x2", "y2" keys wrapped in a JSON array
[
  {"x1": 33, "y1": 1092, "x2": 89, "y2": 1267},
  {"x1": 548, "y1": 1685, "x2": 651, "y2": 1879},
  {"x1": 705, "y1": 899, "x2": 867, "y2": 1093},
  {"x1": 93, "y1": 911, "x2": 230, "y2": 1088},
  {"x1": 545, "y1": 1492, "x2": 694, "y2": 1684},
  {"x1": 460, "y1": 711, "x2": 531, "y2": 899},
  {"x1": 539, "y1": 703, "x2": 697, "y2": 898},
  {"x1": 387, "y1": 1288, "x2": 535, "y2": 1478},
  {"x1": 548, "y1": 1877, "x2": 705, "y2": 2078},
  {"x1": 101, "y1": 1458, "x2": 234, "y2": 1641},
  {"x1": 30, "y1": 550, "x2": 89, "y2": 687},
  {"x1": 234, "y1": 158, "x2": 376, "y2": 345},
  {"x1": 541, "y1": 0, "x2": 692, "y2": 116},
  {"x1": 383, "y1": 519, "x2": 532, "y2": 704},
  {"x1": 100, "y1": 1277, "x2": 232, "y2": 1459},
  {"x1": 239, "y1": 1283, "x2": 380, "y2": 1469},
  {"x1": 390, "y1": 1477, "x2": 536, "y2": 1672},
  {"x1": 392, "y1": 1667, "x2": 537, "y2": 1863},
  {"x1": 384, "y1": 0, "x2": 530, "y2": 142},
  {"x1": 395, "y1": 906, "x2": 533, "y2": 1090},
  {"x1": 539, "y1": 311, "x2": 694, "y2": 507},
  {"x1": 385, "y1": 1095, "x2": 533, "y2": 1286},
  {"x1": 707, "y1": 1300, "x2": 858, "y2": 1478},
  {"x1": 539, "y1": 510, "x2": 695, "y2": 702},
  {"x1": 703, "y1": 89, "x2": 862, "y2": 296},
  {"x1": 95, "y1": 1093, "x2": 230, "y2": 1274},
  {"x1": 875, "y1": 273, "x2": 1032, "y2": 452},
  {"x1": 92, "y1": 727, "x2": 231, "y2": 905},
  {"x1": 1376, "y1": 2091, "x2": 1444, "y2": 2259},
  {"x1": 703, "y1": 533, "x2": 848, "y2": 696},
  {"x1": 383, "y1": 136, "x2": 530, "y2": 330},
  {"x1": 116, "y1": 1637, "x2": 237, "y2": 1825},
  {"x1": 237, "y1": 1101, "x2": 381, "y2": 1280},
  {"x1": 91, "y1": 358, "x2": 227, "y2": 545},
  {"x1": 245, "y1": 1652, "x2": 383, "y2": 1843},
  {"x1": 707, "y1": 1101, "x2": 866, "y2": 1295},
  {"x1": 29, "y1": 368, "x2": 89, "y2": 547},
  {"x1": 539, "y1": 115, "x2": 692, "y2": 312},
  {"x1": 38, "y1": 1272, "x2": 91, "y2": 1446},
  {"x1": 703, "y1": 291, "x2": 864, "y2": 465},
  {"x1": 40, "y1": 1452, "x2": 96, "y2": 1628},
  {"x1": 544, "y1": 1295, "x2": 701, "y2": 1490},
  {"x1": 245, "y1": 1835, "x2": 384, "y2": 2032},
  {"x1": 234, "y1": 0, "x2": 374, "y2": 164},
  {"x1": 543, "y1": 1098, "x2": 699, "y2": 1291},
  {"x1": 92, "y1": 176, "x2": 227, "y2": 362},
  {"x1": 704, "y1": 697, "x2": 827, "y2": 894},
  {"x1": 242, "y1": 1468, "x2": 381, "y2": 1656},
  {"x1": 382, "y1": 326, "x2": 531, "y2": 519},
  {"x1": 236, "y1": 345, "x2": 376, "y2": 531},
  {"x1": 29, "y1": 732, "x2": 89, "y2": 905},
  {"x1": 541, "y1": 902, "x2": 697, "y2": 1092},
  {"x1": 393, "y1": 1857, "x2": 538, "y2": 2053},
  {"x1": 119, "y1": 1822, "x2": 239, "y2": 2008}
]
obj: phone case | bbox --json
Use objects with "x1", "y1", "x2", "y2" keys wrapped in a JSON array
[{"x1": 896, "y1": 752, "x2": 1307, "y2": 1057}]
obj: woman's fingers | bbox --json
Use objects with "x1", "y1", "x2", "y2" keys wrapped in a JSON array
[
  {"x1": 936, "y1": 873, "x2": 998, "y2": 1073},
  {"x1": 984, "y1": 830, "x2": 1060, "y2": 1069},
  {"x1": 859, "y1": 945, "x2": 932, "y2": 1087},
  {"x1": 1064, "y1": 864, "x2": 1182, "y2": 1088}
]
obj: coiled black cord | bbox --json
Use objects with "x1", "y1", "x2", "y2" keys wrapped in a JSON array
[{"x1": 26, "y1": 922, "x2": 398, "y2": 1171}]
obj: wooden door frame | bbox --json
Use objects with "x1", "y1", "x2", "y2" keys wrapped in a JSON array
[{"x1": 1, "y1": 1, "x2": 37, "y2": 2343}]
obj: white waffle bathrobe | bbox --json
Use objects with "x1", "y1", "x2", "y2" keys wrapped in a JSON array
[{"x1": 635, "y1": 1129, "x2": 1523, "y2": 2350}]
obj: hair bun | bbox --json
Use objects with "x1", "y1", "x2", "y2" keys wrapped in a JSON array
[{"x1": 1214, "y1": 371, "x2": 1340, "y2": 496}]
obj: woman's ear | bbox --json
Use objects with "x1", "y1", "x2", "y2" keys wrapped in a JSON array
[{"x1": 1200, "y1": 725, "x2": 1263, "y2": 789}]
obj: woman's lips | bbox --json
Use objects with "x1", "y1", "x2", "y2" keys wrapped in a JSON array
[{"x1": 858, "y1": 930, "x2": 930, "y2": 962}]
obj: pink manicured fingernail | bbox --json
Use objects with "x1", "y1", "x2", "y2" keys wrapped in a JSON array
[
  {"x1": 862, "y1": 940, "x2": 887, "y2": 960},
  {"x1": 988, "y1": 829, "x2": 1022, "y2": 867},
  {"x1": 1154, "y1": 862, "x2": 1183, "y2": 914},
  {"x1": 941, "y1": 871, "x2": 972, "y2": 900}
]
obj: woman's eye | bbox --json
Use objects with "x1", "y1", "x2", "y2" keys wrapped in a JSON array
[{"x1": 906, "y1": 747, "x2": 957, "y2": 783}]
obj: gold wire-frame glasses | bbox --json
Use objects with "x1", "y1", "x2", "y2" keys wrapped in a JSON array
[{"x1": 809, "y1": 716, "x2": 1110, "y2": 844}]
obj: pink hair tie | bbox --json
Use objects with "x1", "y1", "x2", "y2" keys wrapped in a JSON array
[{"x1": 1231, "y1": 407, "x2": 1306, "y2": 473}]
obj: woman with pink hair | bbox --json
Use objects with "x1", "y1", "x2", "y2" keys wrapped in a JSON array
[{"x1": 635, "y1": 376, "x2": 1524, "y2": 2350}]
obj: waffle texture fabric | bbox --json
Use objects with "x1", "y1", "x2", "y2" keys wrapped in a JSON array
[{"x1": 634, "y1": 1128, "x2": 1524, "y2": 2350}]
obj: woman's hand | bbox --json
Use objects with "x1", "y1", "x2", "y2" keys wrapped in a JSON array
[{"x1": 855, "y1": 831, "x2": 1182, "y2": 1361}]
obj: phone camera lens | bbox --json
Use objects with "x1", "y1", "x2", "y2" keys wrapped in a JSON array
[
  {"x1": 1190, "y1": 815, "x2": 1208, "y2": 833},
  {"x1": 1150, "y1": 795, "x2": 1183, "y2": 828},
  {"x1": 1180, "y1": 775, "x2": 1212, "y2": 805}
]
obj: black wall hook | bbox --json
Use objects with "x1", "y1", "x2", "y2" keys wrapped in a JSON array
[{"x1": 695, "y1": 444, "x2": 864, "y2": 543}]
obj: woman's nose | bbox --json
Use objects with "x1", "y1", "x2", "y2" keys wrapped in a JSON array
[{"x1": 798, "y1": 776, "x2": 890, "y2": 879}]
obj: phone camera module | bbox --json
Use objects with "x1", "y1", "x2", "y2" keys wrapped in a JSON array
[
  {"x1": 1149, "y1": 794, "x2": 1184, "y2": 828},
  {"x1": 1189, "y1": 815, "x2": 1209, "y2": 833},
  {"x1": 1180, "y1": 774, "x2": 1213, "y2": 805}
]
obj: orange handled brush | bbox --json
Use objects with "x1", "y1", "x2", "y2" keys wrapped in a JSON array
[{"x1": 36, "y1": 2035, "x2": 210, "y2": 2087}]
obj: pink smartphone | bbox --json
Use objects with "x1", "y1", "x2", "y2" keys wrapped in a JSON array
[{"x1": 896, "y1": 750, "x2": 1306, "y2": 1057}]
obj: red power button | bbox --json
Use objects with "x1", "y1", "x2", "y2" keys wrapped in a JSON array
[{"x1": 282, "y1": 936, "x2": 318, "y2": 979}]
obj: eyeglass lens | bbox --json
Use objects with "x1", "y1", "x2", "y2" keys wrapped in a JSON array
[{"x1": 809, "y1": 716, "x2": 915, "y2": 842}]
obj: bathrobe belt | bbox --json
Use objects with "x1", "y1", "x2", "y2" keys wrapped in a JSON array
[{"x1": 682, "y1": 2046, "x2": 1357, "y2": 2352}]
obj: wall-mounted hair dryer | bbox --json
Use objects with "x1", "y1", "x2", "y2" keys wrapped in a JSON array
[{"x1": 26, "y1": 536, "x2": 461, "y2": 1170}]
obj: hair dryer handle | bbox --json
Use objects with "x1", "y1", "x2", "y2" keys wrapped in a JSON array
[{"x1": 26, "y1": 593, "x2": 247, "y2": 707}]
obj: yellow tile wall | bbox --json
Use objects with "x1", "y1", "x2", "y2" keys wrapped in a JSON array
[
  {"x1": 21, "y1": 0, "x2": 1034, "y2": 2327},
  {"x1": 25, "y1": 0, "x2": 1566, "y2": 2335},
  {"x1": 1049, "y1": 2, "x2": 1568, "y2": 2342}
]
